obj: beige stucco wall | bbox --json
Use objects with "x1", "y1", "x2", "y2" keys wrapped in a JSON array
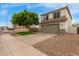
[
  {"x1": 41, "y1": 8, "x2": 72, "y2": 33},
  {"x1": 59, "y1": 9, "x2": 68, "y2": 32},
  {"x1": 60, "y1": 8, "x2": 72, "y2": 33},
  {"x1": 72, "y1": 27, "x2": 77, "y2": 34},
  {"x1": 48, "y1": 13, "x2": 53, "y2": 20},
  {"x1": 14, "y1": 25, "x2": 29, "y2": 32}
]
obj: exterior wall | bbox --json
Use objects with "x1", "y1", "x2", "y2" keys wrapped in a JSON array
[
  {"x1": 72, "y1": 27, "x2": 77, "y2": 34},
  {"x1": 14, "y1": 25, "x2": 29, "y2": 32},
  {"x1": 60, "y1": 22, "x2": 66, "y2": 30},
  {"x1": 59, "y1": 9, "x2": 68, "y2": 32},
  {"x1": 41, "y1": 8, "x2": 72, "y2": 33},
  {"x1": 42, "y1": 9, "x2": 67, "y2": 21},
  {"x1": 60, "y1": 9, "x2": 67, "y2": 17},
  {"x1": 60, "y1": 8, "x2": 72, "y2": 33},
  {"x1": 48, "y1": 13, "x2": 53, "y2": 20}
]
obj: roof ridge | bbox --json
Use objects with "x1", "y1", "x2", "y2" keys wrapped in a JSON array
[
  {"x1": 41, "y1": 6, "x2": 72, "y2": 19},
  {"x1": 41, "y1": 6, "x2": 68, "y2": 16}
]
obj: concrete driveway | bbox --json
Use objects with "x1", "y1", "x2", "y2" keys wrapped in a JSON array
[
  {"x1": 0, "y1": 33, "x2": 46, "y2": 56},
  {"x1": 16, "y1": 33, "x2": 56, "y2": 45}
]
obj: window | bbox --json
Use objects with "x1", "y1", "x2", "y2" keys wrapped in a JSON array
[
  {"x1": 43, "y1": 15, "x2": 48, "y2": 20},
  {"x1": 46, "y1": 15, "x2": 48, "y2": 20},
  {"x1": 53, "y1": 11, "x2": 60, "y2": 19}
]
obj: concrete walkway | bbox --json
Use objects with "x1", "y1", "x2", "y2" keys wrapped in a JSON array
[
  {"x1": 16, "y1": 33, "x2": 56, "y2": 45},
  {"x1": 0, "y1": 33, "x2": 46, "y2": 56}
]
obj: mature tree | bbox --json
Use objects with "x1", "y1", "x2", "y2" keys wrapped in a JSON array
[
  {"x1": 11, "y1": 10, "x2": 39, "y2": 29},
  {"x1": 11, "y1": 13, "x2": 20, "y2": 28},
  {"x1": 28, "y1": 12, "x2": 39, "y2": 25}
]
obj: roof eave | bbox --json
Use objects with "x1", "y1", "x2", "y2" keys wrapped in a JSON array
[{"x1": 41, "y1": 6, "x2": 72, "y2": 19}]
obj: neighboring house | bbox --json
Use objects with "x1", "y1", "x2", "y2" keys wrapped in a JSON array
[
  {"x1": 29, "y1": 25, "x2": 41, "y2": 32},
  {"x1": 41, "y1": 6, "x2": 72, "y2": 34},
  {"x1": 76, "y1": 24, "x2": 79, "y2": 34}
]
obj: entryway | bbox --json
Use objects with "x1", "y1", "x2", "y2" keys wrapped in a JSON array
[{"x1": 77, "y1": 27, "x2": 79, "y2": 34}]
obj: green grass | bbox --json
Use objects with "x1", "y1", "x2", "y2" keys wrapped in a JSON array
[{"x1": 16, "y1": 32, "x2": 33, "y2": 36}]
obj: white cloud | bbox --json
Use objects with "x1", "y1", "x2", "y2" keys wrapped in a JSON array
[
  {"x1": 72, "y1": 18, "x2": 79, "y2": 24},
  {"x1": 69, "y1": 4, "x2": 79, "y2": 13},
  {"x1": 39, "y1": 3, "x2": 68, "y2": 9},
  {"x1": 27, "y1": 3, "x2": 69, "y2": 10},
  {"x1": 1, "y1": 0, "x2": 79, "y2": 3},
  {"x1": 1, "y1": 3, "x2": 27, "y2": 9},
  {"x1": 26, "y1": 4, "x2": 40, "y2": 9},
  {"x1": 1, "y1": 9, "x2": 7, "y2": 16}
]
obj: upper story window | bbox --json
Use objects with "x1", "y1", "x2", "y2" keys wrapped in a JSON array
[
  {"x1": 46, "y1": 15, "x2": 48, "y2": 20},
  {"x1": 43, "y1": 15, "x2": 48, "y2": 20},
  {"x1": 53, "y1": 11, "x2": 60, "y2": 19}
]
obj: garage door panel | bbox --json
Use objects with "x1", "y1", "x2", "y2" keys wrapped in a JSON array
[{"x1": 41, "y1": 24, "x2": 59, "y2": 34}]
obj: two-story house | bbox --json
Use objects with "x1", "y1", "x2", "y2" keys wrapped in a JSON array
[{"x1": 41, "y1": 6, "x2": 72, "y2": 34}]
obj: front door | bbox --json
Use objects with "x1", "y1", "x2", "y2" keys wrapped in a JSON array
[{"x1": 77, "y1": 27, "x2": 79, "y2": 34}]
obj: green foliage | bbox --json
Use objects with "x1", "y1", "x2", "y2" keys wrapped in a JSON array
[
  {"x1": 11, "y1": 10, "x2": 39, "y2": 27},
  {"x1": 11, "y1": 13, "x2": 19, "y2": 25},
  {"x1": 16, "y1": 32, "x2": 33, "y2": 36}
]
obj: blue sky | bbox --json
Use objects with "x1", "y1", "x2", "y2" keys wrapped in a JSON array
[{"x1": 0, "y1": 3, "x2": 79, "y2": 27}]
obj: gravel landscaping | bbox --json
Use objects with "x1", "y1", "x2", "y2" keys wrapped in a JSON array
[{"x1": 33, "y1": 34, "x2": 79, "y2": 56}]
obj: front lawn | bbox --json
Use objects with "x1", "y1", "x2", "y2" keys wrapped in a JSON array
[{"x1": 16, "y1": 32, "x2": 33, "y2": 36}]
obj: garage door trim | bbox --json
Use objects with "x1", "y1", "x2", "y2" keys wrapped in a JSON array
[{"x1": 41, "y1": 24, "x2": 60, "y2": 34}]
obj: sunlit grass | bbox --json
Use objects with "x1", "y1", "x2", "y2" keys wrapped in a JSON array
[{"x1": 16, "y1": 31, "x2": 33, "y2": 36}]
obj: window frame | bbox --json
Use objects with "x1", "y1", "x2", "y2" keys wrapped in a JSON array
[{"x1": 53, "y1": 11, "x2": 60, "y2": 19}]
